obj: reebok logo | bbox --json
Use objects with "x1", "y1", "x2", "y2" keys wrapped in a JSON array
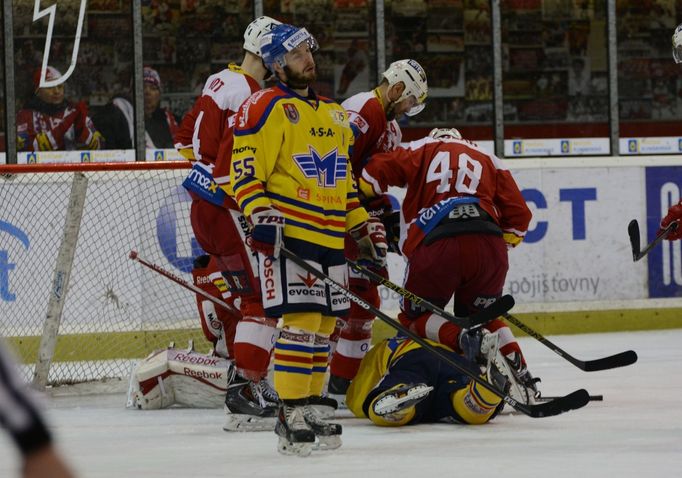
[{"x1": 183, "y1": 368, "x2": 224, "y2": 380}]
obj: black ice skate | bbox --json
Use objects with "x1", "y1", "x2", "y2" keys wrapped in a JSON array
[
  {"x1": 275, "y1": 400, "x2": 316, "y2": 457},
  {"x1": 302, "y1": 404, "x2": 342, "y2": 450},
  {"x1": 327, "y1": 374, "x2": 351, "y2": 409},
  {"x1": 223, "y1": 376, "x2": 278, "y2": 432},
  {"x1": 307, "y1": 395, "x2": 338, "y2": 419}
]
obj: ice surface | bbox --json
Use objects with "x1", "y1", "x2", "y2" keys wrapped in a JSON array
[{"x1": 1, "y1": 329, "x2": 681, "y2": 477}]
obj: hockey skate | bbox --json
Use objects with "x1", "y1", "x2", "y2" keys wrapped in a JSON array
[
  {"x1": 307, "y1": 395, "x2": 338, "y2": 419},
  {"x1": 500, "y1": 351, "x2": 541, "y2": 405},
  {"x1": 327, "y1": 374, "x2": 351, "y2": 409},
  {"x1": 371, "y1": 383, "x2": 434, "y2": 418},
  {"x1": 275, "y1": 401, "x2": 316, "y2": 457},
  {"x1": 302, "y1": 404, "x2": 342, "y2": 451},
  {"x1": 223, "y1": 377, "x2": 278, "y2": 432}
]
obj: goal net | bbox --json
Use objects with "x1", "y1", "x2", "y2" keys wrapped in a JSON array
[{"x1": 0, "y1": 161, "x2": 208, "y2": 390}]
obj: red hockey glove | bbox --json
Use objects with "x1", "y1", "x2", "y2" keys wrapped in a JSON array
[
  {"x1": 659, "y1": 200, "x2": 682, "y2": 241},
  {"x1": 350, "y1": 217, "x2": 388, "y2": 267},
  {"x1": 365, "y1": 195, "x2": 401, "y2": 255},
  {"x1": 247, "y1": 206, "x2": 285, "y2": 258}
]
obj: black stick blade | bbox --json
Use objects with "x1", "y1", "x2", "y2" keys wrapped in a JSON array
[
  {"x1": 469, "y1": 294, "x2": 516, "y2": 328},
  {"x1": 524, "y1": 389, "x2": 591, "y2": 418},
  {"x1": 628, "y1": 219, "x2": 642, "y2": 261},
  {"x1": 581, "y1": 350, "x2": 638, "y2": 372}
]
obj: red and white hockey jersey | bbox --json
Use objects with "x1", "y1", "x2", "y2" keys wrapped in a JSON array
[
  {"x1": 361, "y1": 137, "x2": 531, "y2": 257},
  {"x1": 174, "y1": 64, "x2": 260, "y2": 172},
  {"x1": 341, "y1": 90, "x2": 402, "y2": 178}
]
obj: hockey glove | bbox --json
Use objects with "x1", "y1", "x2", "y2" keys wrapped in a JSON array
[
  {"x1": 350, "y1": 217, "x2": 388, "y2": 268},
  {"x1": 365, "y1": 195, "x2": 401, "y2": 255},
  {"x1": 248, "y1": 206, "x2": 285, "y2": 258},
  {"x1": 503, "y1": 231, "x2": 524, "y2": 250},
  {"x1": 659, "y1": 200, "x2": 682, "y2": 241}
]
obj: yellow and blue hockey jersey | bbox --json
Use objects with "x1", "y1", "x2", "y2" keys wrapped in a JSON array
[{"x1": 229, "y1": 83, "x2": 368, "y2": 250}]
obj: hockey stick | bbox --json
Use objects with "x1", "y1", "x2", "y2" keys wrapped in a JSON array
[
  {"x1": 128, "y1": 250, "x2": 240, "y2": 316},
  {"x1": 347, "y1": 260, "x2": 515, "y2": 329},
  {"x1": 628, "y1": 219, "x2": 678, "y2": 262},
  {"x1": 501, "y1": 313, "x2": 638, "y2": 372},
  {"x1": 348, "y1": 261, "x2": 637, "y2": 372},
  {"x1": 281, "y1": 248, "x2": 590, "y2": 418},
  {"x1": 540, "y1": 394, "x2": 603, "y2": 402}
]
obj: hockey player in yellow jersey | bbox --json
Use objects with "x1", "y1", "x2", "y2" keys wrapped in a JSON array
[
  {"x1": 229, "y1": 23, "x2": 388, "y2": 456},
  {"x1": 346, "y1": 331, "x2": 509, "y2": 427}
]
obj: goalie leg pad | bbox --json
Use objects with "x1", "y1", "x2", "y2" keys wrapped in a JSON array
[{"x1": 127, "y1": 348, "x2": 233, "y2": 410}]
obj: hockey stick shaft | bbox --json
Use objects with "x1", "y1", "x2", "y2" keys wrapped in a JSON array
[
  {"x1": 541, "y1": 394, "x2": 603, "y2": 402},
  {"x1": 128, "y1": 250, "x2": 240, "y2": 316},
  {"x1": 349, "y1": 261, "x2": 636, "y2": 372},
  {"x1": 281, "y1": 248, "x2": 589, "y2": 418},
  {"x1": 628, "y1": 219, "x2": 678, "y2": 262},
  {"x1": 502, "y1": 313, "x2": 637, "y2": 372},
  {"x1": 347, "y1": 260, "x2": 514, "y2": 329}
]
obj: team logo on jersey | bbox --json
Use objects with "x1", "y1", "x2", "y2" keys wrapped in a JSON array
[
  {"x1": 347, "y1": 111, "x2": 369, "y2": 133},
  {"x1": 293, "y1": 146, "x2": 347, "y2": 187},
  {"x1": 330, "y1": 109, "x2": 346, "y2": 126},
  {"x1": 283, "y1": 103, "x2": 299, "y2": 124}
]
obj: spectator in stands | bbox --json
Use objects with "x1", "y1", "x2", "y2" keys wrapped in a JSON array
[
  {"x1": 0, "y1": 341, "x2": 76, "y2": 478},
  {"x1": 16, "y1": 66, "x2": 103, "y2": 152},
  {"x1": 94, "y1": 66, "x2": 179, "y2": 150}
]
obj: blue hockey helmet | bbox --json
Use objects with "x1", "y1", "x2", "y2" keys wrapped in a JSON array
[{"x1": 259, "y1": 24, "x2": 319, "y2": 73}]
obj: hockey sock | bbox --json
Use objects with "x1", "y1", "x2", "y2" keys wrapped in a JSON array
[
  {"x1": 451, "y1": 379, "x2": 502, "y2": 425},
  {"x1": 398, "y1": 311, "x2": 462, "y2": 352},
  {"x1": 233, "y1": 316, "x2": 278, "y2": 381},
  {"x1": 274, "y1": 313, "x2": 322, "y2": 400},
  {"x1": 485, "y1": 319, "x2": 525, "y2": 364},
  {"x1": 309, "y1": 316, "x2": 335, "y2": 396},
  {"x1": 329, "y1": 318, "x2": 373, "y2": 380}
]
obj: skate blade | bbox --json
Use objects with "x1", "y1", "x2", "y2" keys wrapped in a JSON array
[
  {"x1": 373, "y1": 385, "x2": 434, "y2": 415},
  {"x1": 223, "y1": 414, "x2": 276, "y2": 432},
  {"x1": 313, "y1": 435, "x2": 342, "y2": 451},
  {"x1": 277, "y1": 437, "x2": 314, "y2": 457}
]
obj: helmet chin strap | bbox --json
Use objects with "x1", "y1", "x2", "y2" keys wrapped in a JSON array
[{"x1": 384, "y1": 85, "x2": 401, "y2": 120}]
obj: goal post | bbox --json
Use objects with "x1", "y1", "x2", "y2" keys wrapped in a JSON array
[{"x1": 0, "y1": 161, "x2": 207, "y2": 390}]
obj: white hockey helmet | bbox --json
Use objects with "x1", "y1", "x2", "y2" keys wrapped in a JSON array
[
  {"x1": 243, "y1": 16, "x2": 282, "y2": 57},
  {"x1": 382, "y1": 59, "x2": 428, "y2": 116},
  {"x1": 428, "y1": 127, "x2": 462, "y2": 141},
  {"x1": 673, "y1": 23, "x2": 682, "y2": 63}
]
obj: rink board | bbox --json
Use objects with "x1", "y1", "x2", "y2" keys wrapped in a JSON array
[{"x1": 1, "y1": 154, "x2": 682, "y2": 363}]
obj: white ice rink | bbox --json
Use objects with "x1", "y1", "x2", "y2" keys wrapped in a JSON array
[{"x1": 2, "y1": 328, "x2": 682, "y2": 477}]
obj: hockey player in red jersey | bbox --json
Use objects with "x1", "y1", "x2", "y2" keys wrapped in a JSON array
[
  {"x1": 174, "y1": 16, "x2": 283, "y2": 429},
  {"x1": 358, "y1": 128, "x2": 540, "y2": 404},
  {"x1": 327, "y1": 59, "x2": 428, "y2": 398}
]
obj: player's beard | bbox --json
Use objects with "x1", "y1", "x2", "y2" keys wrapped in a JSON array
[
  {"x1": 284, "y1": 65, "x2": 317, "y2": 90},
  {"x1": 385, "y1": 101, "x2": 397, "y2": 121}
]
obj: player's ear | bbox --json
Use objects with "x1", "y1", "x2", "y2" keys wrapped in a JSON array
[
  {"x1": 388, "y1": 82, "x2": 404, "y2": 102},
  {"x1": 273, "y1": 62, "x2": 285, "y2": 82}
]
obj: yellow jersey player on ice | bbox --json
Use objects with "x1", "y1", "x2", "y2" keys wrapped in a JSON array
[
  {"x1": 346, "y1": 330, "x2": 510, "y2": 428},
  {"x1": 229, "y1": 23, "x2": 388, "y2": 457}
]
